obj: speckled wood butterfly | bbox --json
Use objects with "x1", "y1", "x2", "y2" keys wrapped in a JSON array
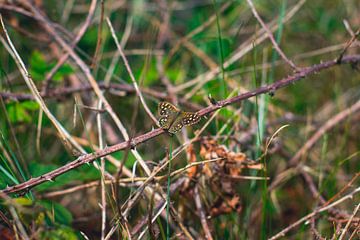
[{"x1": 158, "y1": 102, "x2": 201, "y2": 134}]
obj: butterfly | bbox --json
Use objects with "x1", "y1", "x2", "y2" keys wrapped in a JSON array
[{"x1": 158, "y1": 102, "x2": 201, "y2": 134}]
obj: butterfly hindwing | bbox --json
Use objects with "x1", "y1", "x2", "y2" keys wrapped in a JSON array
[
  {"x1": 158, "y1": 116, "x2": 172, "y2": 130},
  {"x1": 168, "y1": 116, "x2": 184, "y2": 134}
]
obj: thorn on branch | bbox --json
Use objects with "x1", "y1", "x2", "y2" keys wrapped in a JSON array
[
  {"x1": 268, "y1": 90, "x2": 275, "y2": 97},
  {"x1": 130, "y1": 139, "x2": 137, "y2": 150},
  {"x1": 208, "y1": 94, "x2": 218, "y2": 105}
]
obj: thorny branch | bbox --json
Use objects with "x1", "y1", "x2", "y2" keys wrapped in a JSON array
[{"x1": 1, "y1": 54, "x2": 359, "y2": 195}]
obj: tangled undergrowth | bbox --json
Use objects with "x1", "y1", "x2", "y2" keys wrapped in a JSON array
[{"x1": 0, "y1": 0, "x2": 359, "y2": 239}]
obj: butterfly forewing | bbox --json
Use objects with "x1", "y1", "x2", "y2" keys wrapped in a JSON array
[
  {"x1": 158, "y1": 102, "x2": 180, "y2": 130},
  {"x1": 158, "y1": 102, "x2": 180, "y2": 116}
]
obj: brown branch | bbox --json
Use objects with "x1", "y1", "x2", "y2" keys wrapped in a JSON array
[
  {"x1": 338, "y1": 203, "x2": 360, "y2": 240},
  {"x1": 310, "y1": 217, "x2": 326, "y2": 240},
  {"x1": 323, "y1": 172, "x2": 360, "y2": 207},
  {"x1": 194, "y1": 185, "x2": 213, "y2": 240},
  {"x1": 0, "y1": 82, "x2": 203, "y2": 111},
  {"x1": 246, "y1": 0, "x2": 299, "y2": 71},
  {"x1": 197, "y1": 55, "x2": 359, "y2": 117},
  {"x1": 1, "y1": 82, "x2": 160, "y2": 101},
  {"x1": 289, "y1": 100, "x2": 360, "y2": 166},
  {"x1": 90, "y1": 0, "x2": 105, "y2": 69},
  {"x1": 41, "y1": 0, "x2": 97, "y2": 93},
  {"x1": 269, "y1": 187, "x2": 360, "y2": 240},
  {"x1": 132, "y1": 178, "x2": 186, "y2": 237},
  {"x1": 300, "y1": 169, "x2": 350, "y2": 219},
  {"x1": 1, "y1": 54, "x2": 359, "y2": 195},
  {"x1": 336, "y1": 27, "x2": 360, "y2": 63}
]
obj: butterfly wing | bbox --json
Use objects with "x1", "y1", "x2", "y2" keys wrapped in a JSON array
[
  {"x1": 159, "y1": 115, "x2": 173, "y2": 130},
  {"x1": 158, "y1": 102, "x2": 180, "y2": 130},
  {"x1": 181, "y1": 112, "x2": 201, "y2": 126},
  {"x1": 168, "y1": 116, "x2": 184, "y2": 134},
  {"x1": 168, "y1": 111, "x2": 201, "y2": 134},
  {"x1": 158, "y1": 102, "x2": 179, "y2": 116}
]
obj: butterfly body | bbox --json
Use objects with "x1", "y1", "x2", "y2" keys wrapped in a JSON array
[{"x1": 158, "y1": 102, "x2": 201, "y2": 134}]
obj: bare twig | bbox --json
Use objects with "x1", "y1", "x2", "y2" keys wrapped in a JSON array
[
  {"x1": 42, "y1": 0, "x2": 97, "y2": 93},
  {"x1": 41, "y1": 158, "x2": 221, "y2": 198},
  {"x1": 0, "y1": 14, "x2": 84, "y2": 155},
  {"x1": 91, "y1": 0, "x2": 105, "y2": 68},
  {"x1": 194, "y1": 185, "x2": 213, "y2": 240},
  {"x1": 310, "y1": 217, "x2": 326, "y2": 240},
  {"x1": 337, "y1": 27, "x2": 360, "y2": 63},
  {"x1": 289, "y1": 100, "x2": 360, "y2": 166},
  {"x1": 338, "y1": 203, "x2": 360, "y2": 240},
  {"x1": 174, "y1": 0, "x2": 306, "y2": 93},
  {"x1": 246, "y1": 0, "x2": 299, "y2": 71},
  {"x1": 21, "y1": 2, "x2": 153, "y2": 176},
  {"x1": 106, "y1": 17, "x2": 158, "y2": 124},
  {"x1": 269, "y1": 187, "x2": 360, "y2": 240},
  {"x1": 323, "y1": 172, "x2": 360, "y2": 207}
]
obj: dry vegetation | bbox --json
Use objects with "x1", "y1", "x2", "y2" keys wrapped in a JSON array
[{"x1": 0, "y1": 0, "x2": 359, "y2": 239}]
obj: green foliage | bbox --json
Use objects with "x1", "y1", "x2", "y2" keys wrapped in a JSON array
[
  {"x1": 29, "y1": 51, "x2": 73, "y2": 82},
  {"x1": 6, "y1": 101, "x2": 39, "y2": 123},
  {"x1": 3, "y1": 197, "x2": 78, "y2": 239},
  {"x1": 40, "y1": 226, "x2": 79, "y2": 240}
]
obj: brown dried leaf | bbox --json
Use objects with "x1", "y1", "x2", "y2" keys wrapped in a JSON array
[
  {"x1": 210, "y1": 195, "x2": 242, "y2": 217},
  {"x1": 186, "y1": 144, "x2": 197, "y2": 179}
]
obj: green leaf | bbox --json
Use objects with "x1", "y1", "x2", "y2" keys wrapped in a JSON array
[
  {"x1": 29, "y1": 51, "x2": 50, "y2": 81},
  {"x1": 53, "y1": 64, "x2": 73, "y2": 82},
  {"x1": 6, "y1": 101, "x2": 39, "y2": 123},
  {"x1": 40, "y1": 225, "x2": 79, "y2": 240},
  {"x1": 29, "y1": 51, "x2": 73, "y2": 82},
  {"x1": 21, "y1": 101, "x2": 39, "y2": 111},
  {"x1": 14, "y1": 197, "x2": 33, "y2": 206}
]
